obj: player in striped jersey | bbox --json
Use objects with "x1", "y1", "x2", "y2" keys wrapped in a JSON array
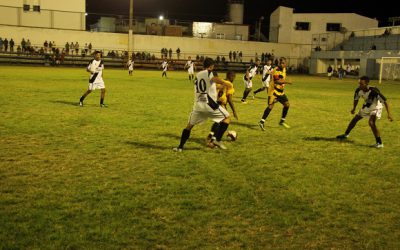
[
  {"x1": 79, "y1": 51, "x2": 107, "y2": 107},
  {"x1": 173, "y1": 58, "x2": 232, "y2": 152},
  {"x1": 184, "y1": 56, "x2": 196, "y2": 82},
  {"x1": 127, "y1": 58, "x2": 134, "y2": 76},
  {"x1": 241, "y1": 59, "x2": 260, "y2": 103},
  {"x1": 258, "y1": 57, "x2": 292, "y2": 130},
  {"x1": 253, "y1": 59, "x2": 273, "y2": 98},
  {"x1": 161, "y1": 60, "x2": 168, "y2": 78},
  {"x1": 336, "y1": 76, "x2": 393, "y2": 148}
]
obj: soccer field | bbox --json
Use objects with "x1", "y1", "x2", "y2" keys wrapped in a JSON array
[{"x1": 1, "y1": 66, "x2": 399, "y2": 249}]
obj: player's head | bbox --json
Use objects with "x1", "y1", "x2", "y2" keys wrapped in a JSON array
[
  {"x1": 226, "y1": 71, "x2": 236, "y2": 82},
  {"x1": 266, "y1": 59, "x2": 272, "y2": 65},
  {"x1": 94, "y1": 51, "x2": 101, "y2": 60},
  {"x1": 188, "y1": 56, "x2": 191, "y2": 60},
  {"x1": 358, "y1": 76, "x2": 370, "y2": 91},
  {"x1": 255, "y1": 59, "x2": 260, "y2": 66},
  {"x1": 203, "y1": 58, "x2": 215, "y2": 70},
  {"x1": 278, "y1": 57, "x2": 287, "y2": 70}
]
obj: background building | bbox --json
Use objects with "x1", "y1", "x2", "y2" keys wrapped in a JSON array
[
  {"x1": 269, "y1": 6, "x2": 378, "y2": 44},
  {"x1": 0, "y1": 0, "x2": 86, "y2": 30}
]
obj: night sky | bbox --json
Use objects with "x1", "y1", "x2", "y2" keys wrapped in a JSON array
[{"x1": 86, "y1": 0, "x2": 397, "y2": 32}]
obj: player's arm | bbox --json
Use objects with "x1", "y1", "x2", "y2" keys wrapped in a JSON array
[
  {"x1": 211, "y1": 76, "x2": 231, "y2": 88},
  {"x1": 383, "y1": 101, "x2": 393, "y2": 121},
  {"x1": 350, "y1": 100, "x2": 359, "y2": 114},
  {"x1": 227, "y1": 94, "x2": 238, "y2": 120}
]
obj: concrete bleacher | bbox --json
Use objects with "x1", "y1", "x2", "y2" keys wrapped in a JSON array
[
  {"x1": 0, "y1": 51, "x2": 250, "y2": 72},
  {"x1": 334, "y1": 34, "x2": 400, "y2": 51}
]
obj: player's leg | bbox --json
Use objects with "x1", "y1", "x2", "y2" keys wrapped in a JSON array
[
  {"x1": 259, "y1": 96, "x2": 275, "y2": 130},
  {"x1": 100, "y1": 88, "x2": 106, "y2": 107},
  {"x1": 207, "y1": 122, "x2": 220, "y2": 143},
  {"x1": 79, "y1": 89, "x2": 92, "y2": 106},
  {"x1": 209, "y1": 107, "x2": 231, "y2": 149},
  {"x1": 253, "y1": 86, "x2": 266, "y2": 95},
  {"x1": 337, "y1": 115, "x2": 363, "y2": 139},
  {"x1": 241, "y1": 87, "x2": 252, "y2": 103},
  {"x1": 174, "y1": 111, "x2": 203, "y2": 151},
  {"x1": 368, "y1": 115, "x2": 383, "y2": 147},
  {"x1": 279, "y1": 96, "x2": 290, "y2": 128}
]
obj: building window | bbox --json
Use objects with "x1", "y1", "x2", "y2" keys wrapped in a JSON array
[
  {"x1": 216, "y1": 33, "x2": 225, "y2": 39},
  {"x1": 327, "y1": 23, "x2": 341, "y2": 32},
  {"x1": 33, "y1": 5, "x2": 40, "y2": 12},
  {"x1": 295, "y1": 22, "x2": 310, "y2": 31},
  {"x1": 23, "y1": 4, "x2": 30, "y2": 11}
]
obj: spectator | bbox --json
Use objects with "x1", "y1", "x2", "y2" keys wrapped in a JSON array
[
  {"x1": 168, "y1": 48, "x2": 172, "y2": 59},
  {"x1": 338, "y1": 65, "x2": 344, "y2": 79},
  {"x1": 9, "y1": 38, "x2": 15, "y2": 52},
  {"x1": 21, "y1": 38, "x2": 26, "y2": 52},
  {"x1": 176, "y1": 47, "x2": 181, "y2": 59},
  {"x1": 0, "y1": 38, "x2": 3, "y2": 52},
  {"x1": 239, "y1": 51, "x2": 243, "y2": 62},
  {"x1": 16, "y1": 45, "x2": 22, "y2": 54},
  {"x1": 70, "y1": 42, "x2": 74, "y2": 55},
  {"x1": 44, "y1": 40, "x2": 48, "y2": 48},
  {"x1": 327, "y1": 65, "x2": 333, "y2": 80},
  {"x1": 84, "y1": 43, "x2": 88, "y2": 54},
  {"x1": 371, "y1": 44, "x2": 377, "y2": 50},
  {"x1": 64, "y1": 42, "x2": 69, "y2": 54},
  {"x1": 233, "y1": 51, "x2": 237, "y2": 62},
  {"x1": 75, "y1": 42, "x2": 79, "y2": 54},
  {"x1": 4, "y1": 38, "x2": 8, "y2": 52},
  {"x1": 229, "y1": 51, "x2": 232, "y2": 62},
  {"x1": 26, "y1": 39, "x2": 31, "y2": 52},
  {"x1": 88, "y1": 43, "x2": 92, "y2": 54}
]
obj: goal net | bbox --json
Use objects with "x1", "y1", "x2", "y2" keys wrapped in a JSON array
[{"x1": 379, "y1": 57, "x2": 400, "y2": 83}]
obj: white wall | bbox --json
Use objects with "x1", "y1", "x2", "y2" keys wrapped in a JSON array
[
  {"x1": 269, "y1": 6, "x2": 378, "y2": 45},
  {"x1": 0, "y1": 25, "x2": 309, "y2": 68},
  {"x1": 0, "y1": 0, "x2": 85, "y2": 30}
]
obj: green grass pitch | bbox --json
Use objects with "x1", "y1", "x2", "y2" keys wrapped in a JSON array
[{"x1": 1, "y1": 66, "x2": 400, "y2": 249}]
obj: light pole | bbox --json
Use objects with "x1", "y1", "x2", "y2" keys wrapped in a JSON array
[
  {"x1": 128, "y1": 0, "x2": 133, "y2": 54},
  {"x1": 258, "y1": 16, "x2": 264, "y2": 41}
]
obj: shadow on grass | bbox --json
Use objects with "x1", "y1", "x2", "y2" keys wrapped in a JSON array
[
  {"x1": 303, "y1": 136, "x2": 352, "y2": 143},
  {"x1": 157, "y1": 133, "x2": 206, "y2": 146},
  {"x1": 232, "y1": 121, "x2": 260, "y2": 130},
  {"x1": 51, "y1": 100, "x2": 79, "y2": 106},
  {"x1": 125, "y1": 141, "x2": 201, "y2": 151}
]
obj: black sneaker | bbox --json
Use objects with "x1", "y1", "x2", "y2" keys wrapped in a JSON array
[
  {"x1": 79, "y1": 101, "x2": 83, "y2": 107},
  {"x1": 336, "y1": 134, "x2": 349, "y2": 139},
  {"x1": 258, "y1": 121, "x2": 265, "y2": 131}
]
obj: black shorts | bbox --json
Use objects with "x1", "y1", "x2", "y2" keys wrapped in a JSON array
[{"x1": 268, "y1": 94, "x2": 288, "y2": 105}]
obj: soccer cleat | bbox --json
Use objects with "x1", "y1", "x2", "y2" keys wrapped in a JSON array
[
  {"x1": 212, "y1": 140, "x2": 227, "y2": 150},
  {"x1": 336, "y1": 134, "x2": 349, "y2": 139},
  {"x1": 100, "y1": 104, "x2": 108, "y2": 108},
  {"x1": 173, "y1": 147, "x2": 183, "y2": 152},
  {"x1": 252, "y1": 93, "x2": 255, "y2": 99},
  {"x1": 279, "y1": 122, "x2": 291, "y2": 129},
  {"x1": 241, "y1": 100, "x2": 248, "y2": 104},
  {"x1": 258, "y1": 121, "x2": 265, "y2": 131},
  {"x1": 370, "y1": 143, "x2": 384, "y2": 149},
  {"x1": 79, "y1": 101, "x2": 83, "y2": 107}
]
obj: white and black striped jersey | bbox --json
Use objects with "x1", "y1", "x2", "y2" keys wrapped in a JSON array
[
  {"x1": 127, "y1": 60, "x2": 134, "y2": 69},
  {"x1": 87, "y1": 59, "x2": 104, "y2": 84},
  {"x1": 247, "y1": 64, "x2": 258, "y2": 79},
  {"x1": 185, "y1": 60, "x2": 194, "y2": 72},
  {"x1": 193, "y1": 69, "x2": 219, "y2": 109},
  {"x1": 161, "y1": 61, "x2": 168, "y2": 71},
  {"x1": 354, "y1": 87, "x2": 386, "y2": 110},
  {"x1": 262, "y1": 64, "x2": 273, "y2": 82}
]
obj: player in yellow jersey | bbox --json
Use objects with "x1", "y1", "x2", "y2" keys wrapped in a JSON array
[
  {"x1": 258, "y1": 57, "x2": 292, "y2": 130},
  {"x1": 207, "y1": 71, "x2": 238, "y2": 142}
]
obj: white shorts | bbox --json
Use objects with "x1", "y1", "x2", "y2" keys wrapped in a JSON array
[
  {"x1": 328, "y1": 72, "x2": 333, "y2": 77},
  {"x1": 244, "y1": 80, "x2": 252, "y2": 89},
  {"x1": 358, "y1": 106, "x2": 382, "y2": 119},
  {"x1": 88, "y1": 81, "x2": 105, "y2": 90},
  {"x1": 188, "y1": 69, "x2": 194, "y2": 75},
  {"x1": 128, "y1": 66, "x2": 133, "y2": 71},
  {"x1": 262, "y1": 80, "x2": 270, "y2": 88},
  {"x1": 188, "y1": 102, "x2": 229, "y2": 125}
]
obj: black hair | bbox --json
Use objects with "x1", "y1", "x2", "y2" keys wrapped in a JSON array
[
  {"x1": 359, "y1": 76, "x2": 370, "y2": 84},
  {"x1": 203, "y1": 57, "x2": 215, "y2": 68},
  {"x1": 226, "y1": 70, "x2": 235, "y2": 79}
]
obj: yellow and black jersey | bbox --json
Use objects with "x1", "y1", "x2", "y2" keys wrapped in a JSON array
[
  {"x1": 268, "y1": 66, "x2": 286, "y2": 97},
  {"x1": 216, "y1": 80, "x2": 234, "y2": 106}
]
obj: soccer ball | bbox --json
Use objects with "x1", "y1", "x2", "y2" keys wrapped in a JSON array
[{"x1": 227, "y1": 130, "x2": 237, "y2": 141}]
